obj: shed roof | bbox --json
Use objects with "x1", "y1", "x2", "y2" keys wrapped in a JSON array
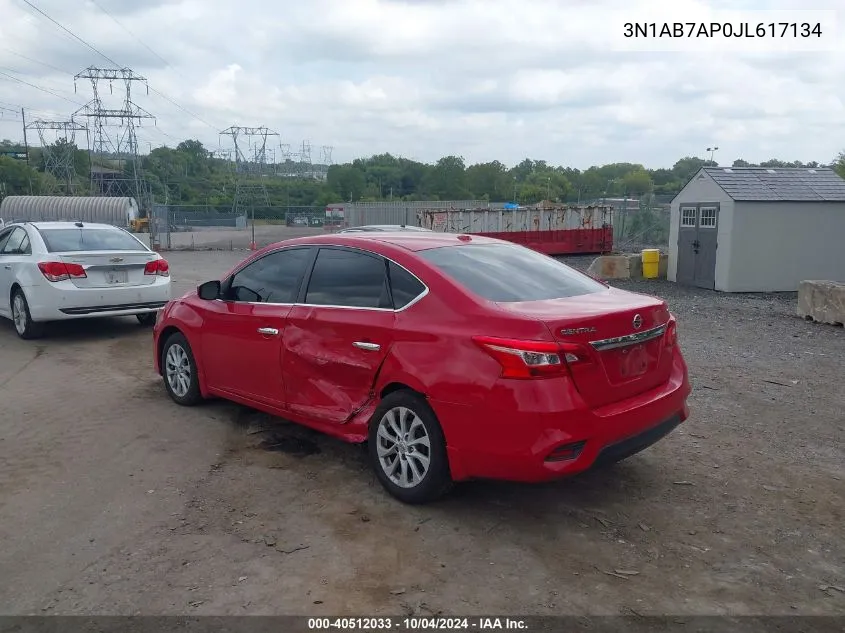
[{"x1": 701, "y1": 167, "x2": 845, "y2": 202}]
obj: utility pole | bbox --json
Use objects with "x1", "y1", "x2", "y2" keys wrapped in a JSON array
[{"x1": 21, "y1": 108, "x2": 32, "y2": 194}]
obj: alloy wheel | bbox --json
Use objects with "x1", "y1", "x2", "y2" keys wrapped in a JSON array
[
  {"x1": 376, "y1": 406, "x2": 432, "y2": 488},
  {"x1": 165, "y1": 343, "x2": 191, "y2": 398},
  {"x1": 12, "y1": 294, "x2": 27, "y2": 335}
]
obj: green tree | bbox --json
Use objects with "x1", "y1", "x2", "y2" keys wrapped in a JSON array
[
  {"x1": 466, "y1": 160, "x2": 509, "y2": 200},
  {"x1": 623, "y1": 169, "x2": 653, "y2": 196},
  {"x1": 833, "y1": 152, "x2": 845, "y2": 179},
  {"x1": 327, "y1": 165, "x2": 366, "y2": 201},
  {"x1": 423, "y1": 155, "x2": 470, "y2": 199},
  {"x1": 0, "y1": 155, "x2": 44, "y2": 195}
]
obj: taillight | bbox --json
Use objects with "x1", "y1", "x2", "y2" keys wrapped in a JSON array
[
  {"x1": 559, "y1": 342, "x2": 592, "y2": 365},
  {"x1": 144, "y1": 258, "x2": 169, "y2": 276},
  {"x1": 665, "y1": 317, "x2": 677, "y2": 348},
  {"x1": 38, "y1": 261, "x2": 87, "y2": 282},
  {"x1": 472, "y1": 336, "x2": 567, "y2": 379}
]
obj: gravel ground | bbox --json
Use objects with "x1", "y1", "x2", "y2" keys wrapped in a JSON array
[{"x1": 0, "y1": 251, "x2": 842, "y2": 616}]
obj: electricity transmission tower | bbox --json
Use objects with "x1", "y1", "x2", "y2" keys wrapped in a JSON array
[
  {"x1": 319, "y1": 145, "x2": 334, "y2": 180},
  {"x1": 72, "y1": 66, "x2": 155, "y2": 234},
  {"x1": 298, "y1": 140, "x2": 312, "y2": 179},
  {"x1": 26, "y1": 120, "x2": 89, "y2": 194},
  {"x1": 219, "y1": 126, "x2": 280, "y2": 248}
]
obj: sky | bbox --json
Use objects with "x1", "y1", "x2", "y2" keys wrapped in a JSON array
[{"x1": 0, "y1": 0, "x2": 843, "y2": 170}]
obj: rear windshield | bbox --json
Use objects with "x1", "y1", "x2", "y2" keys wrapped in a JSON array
[
  {"x1": 39, "y1": 228, "x2": 147, "y2": 253},
  {"x1": 418, "y1": 243, "x2": 606, "y2": 302}
]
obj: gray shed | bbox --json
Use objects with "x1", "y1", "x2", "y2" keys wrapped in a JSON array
[{"x1": 668, "y1": 167, "x2": 845, "y2": 292}]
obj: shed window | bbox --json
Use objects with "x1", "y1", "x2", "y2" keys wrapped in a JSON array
[
  {"x1": 681, "y1": 208, "x2": 696, "y2": 227},
  {"x1": 700, "y1": 208, "x2": 717, "y2": 228}
]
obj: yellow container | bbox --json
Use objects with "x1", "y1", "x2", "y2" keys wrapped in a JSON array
[{"x1": 642, "y1": 249, "x2": 660, "y2": 279}]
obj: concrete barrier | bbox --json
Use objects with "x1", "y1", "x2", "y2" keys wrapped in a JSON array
[
  {"x1": 586, "y1": 253, "x2": 669, "y2": 281},
  {"x1": 587, "y1": 255, "x2": 631, "y2": 280},
  {"x1": 797, "y1": 280, "x2": 845, "y2": 326}
]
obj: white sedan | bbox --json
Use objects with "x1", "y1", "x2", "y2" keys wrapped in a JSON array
[{"x1": 0, "y1": 221, "x2": 171, "y2": 339}]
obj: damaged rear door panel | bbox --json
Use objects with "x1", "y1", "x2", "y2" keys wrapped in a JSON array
[
  {"x1": 281, "y1": 305, "x2": 395, "y2": 424},
  {"x1": 280, "y1": 245, "x2": 397, "y2": 425}
]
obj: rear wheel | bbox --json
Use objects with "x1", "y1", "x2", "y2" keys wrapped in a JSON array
[
  {"x1": 11, "y1": 289, "x2": 44, "y2": 340},
  {"x1": 161, "y1": 332, "x2": 202, "y2": 406},
  {"x1": 368, "y1": 390, "x2": 452, "y2": 504},
  {"x1": 136, "y1": 312, "x2": 156, "y2": 326}
]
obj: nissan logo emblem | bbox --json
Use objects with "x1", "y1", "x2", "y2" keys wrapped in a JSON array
[{"x1": 632, "y1": 314, "x2": 643, "y2": 329}]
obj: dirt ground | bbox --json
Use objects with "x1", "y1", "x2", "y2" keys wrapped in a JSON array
[{"x1": 0, "y1": 250, "x2": 843, "y2": 616}]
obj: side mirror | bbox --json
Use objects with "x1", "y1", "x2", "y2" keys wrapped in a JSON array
[{"x1": 197, "y1": 280, "x2": 221, "y2": 300}]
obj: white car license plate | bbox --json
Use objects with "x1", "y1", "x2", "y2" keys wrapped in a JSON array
[{"x1": 106, "y1": 269, "x2": 128, "y2": 284}]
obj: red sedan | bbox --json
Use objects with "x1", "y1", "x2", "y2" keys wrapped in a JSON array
[{"x1": 153, "y1": 232, "x2": 691, "y2": 504}]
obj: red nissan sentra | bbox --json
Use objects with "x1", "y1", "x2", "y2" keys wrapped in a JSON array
[{"x1": 153, "y1": 232, "x2": 691, "y2": 504}]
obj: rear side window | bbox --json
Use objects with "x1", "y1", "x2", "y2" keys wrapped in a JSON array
[
  {"x1": 388, "y1": 261, "x2": 425, "y2": 309},
  {"x1": 227, "y1": 247, "x2": 311, "y2": 303},
  {"x1": 1, "y1": 228, "x2": 27, "y2": 254},
  {"x1": 419, "y1": 243, "x2": 606, "y2": 302},
  {"x1": 39, "y1": 228, "x2": 147, "y2": 252},
  {"x1": 305, "y1": 248, "x2": 391, "y2": 309},
  {"x1": 0, "y1": 228, "x2": 13, "y2": 252}
]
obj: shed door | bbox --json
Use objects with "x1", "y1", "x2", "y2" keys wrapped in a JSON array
[{"x1": 676, "y1": 204, "x2": 719, "y2": 289}]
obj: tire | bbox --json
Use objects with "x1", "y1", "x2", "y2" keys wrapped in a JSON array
[
  {"x1": 161, "y1": 332, "x2": 203, "y2": 406},
  {"x1": 11, "y1": 288, "x2": 44, "y2": 340},
  {"x1": 136, "y1": 312, "x2": 156, "y2": 326},
  {"x1": 368, "y1": 390, "x2": 452, "y2": 504}
]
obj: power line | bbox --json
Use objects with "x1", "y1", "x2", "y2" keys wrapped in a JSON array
[
  {"x1": 84, "y1": 0, "x2": 218, "y2": 129},
  {"x1": 0, "y1": 46, "x2": 71, "y2": 75},
  {"x1": 0, "y1": 69, "x2": 84, "y2": 106},
  {"x1": 87, "y1": 0, "x2": 172, "y2": 70},
  {"x1": 0, "y1": 65, "x2": 85, "y2": 104},
  {"x1": 17, "y1": 0, "x2": 121, "y2": 68},
  {"x1": 17, "y1": 0, "x2": 221, "y2": 131},
  {"x1": 146, "y1": 87, "x2": 218, "y2": 130}
]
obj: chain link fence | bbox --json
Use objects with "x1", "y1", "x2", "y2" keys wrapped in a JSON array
[
  {"x1": 142, "y1": 200, "x2": 671, "y2": 253},
  {"x1": 613, "y1": 205, "x2": 671, "y2": 253},
  {"x1": 147, "y1": 204, "x2": 329, "y2": 250}
]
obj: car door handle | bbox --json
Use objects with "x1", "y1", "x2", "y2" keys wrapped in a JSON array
[
  {"x1": 257, "y1": 327, "x2": 279, "y2": 336},
  {"x1": 3, "y1": 265, "x2": 10, "y2": 270},
  {"x1": 353, "y1": 341, "x2": 381, "y2": 351}
]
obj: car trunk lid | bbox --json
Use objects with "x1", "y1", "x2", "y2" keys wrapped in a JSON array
[
  {"x1": 56, "y1": 251, "x2": 160, "y2": 288},
  {"x1": 496, "y1": 288, "x2": 674, "y2": 408}
]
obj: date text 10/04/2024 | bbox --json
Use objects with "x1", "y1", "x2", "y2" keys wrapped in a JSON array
[
  {"x1": 307, "y1": 617, "x2": 528, "y2": 630},
  {"x1": 623, "y1": 22, "x2": 823, "y2": 38}
]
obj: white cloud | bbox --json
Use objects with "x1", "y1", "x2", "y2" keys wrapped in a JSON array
[{"x1": 1, "y1": 0, "x2": 843, "y2": 169}]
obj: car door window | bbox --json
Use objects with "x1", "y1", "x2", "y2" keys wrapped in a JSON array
[
  {"x1": 0, "y1": 228, "x2": 12, "y2": 253},
  {"x1": 305, "y1": 248, "x2": 390, "y2": 309},
  {"x1": 1, "y1": 228, "x2": 26, "y2": 254},
  {"x1": 388, "y1": 261, "x2": 425, "y2": 309},
  {"x1": 18, "y1": 233, "x2": 31, "y2": 255},
  {"x1": 226, "y1": 247, "x2": 311, "y2": 303}
]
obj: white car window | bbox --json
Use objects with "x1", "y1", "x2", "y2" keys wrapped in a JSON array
[
  {"x1": 0, "y1": 228, "x2": 13, "y2": 252},
  {"x1": 1, "y1": 228, "x2": 27, "y2": 254},
  {"x1": 39, "y1": 227, "x2": 147, "y2": 252}
]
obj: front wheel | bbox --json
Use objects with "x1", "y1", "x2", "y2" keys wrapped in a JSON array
[
  {"x1": 368, "y1": 390, "x2": 452, "y2": 504},
  {"x1": 161, "y1": 332, "x2": 202, "y2": 406}
]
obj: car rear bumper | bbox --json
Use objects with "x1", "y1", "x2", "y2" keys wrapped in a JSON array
[
  {"x1": 436, "y1": 355, "x2": 692, "y2": 483},
  {"x1": 24, "y1": 278, "x2": 171, "y2": 321}
]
